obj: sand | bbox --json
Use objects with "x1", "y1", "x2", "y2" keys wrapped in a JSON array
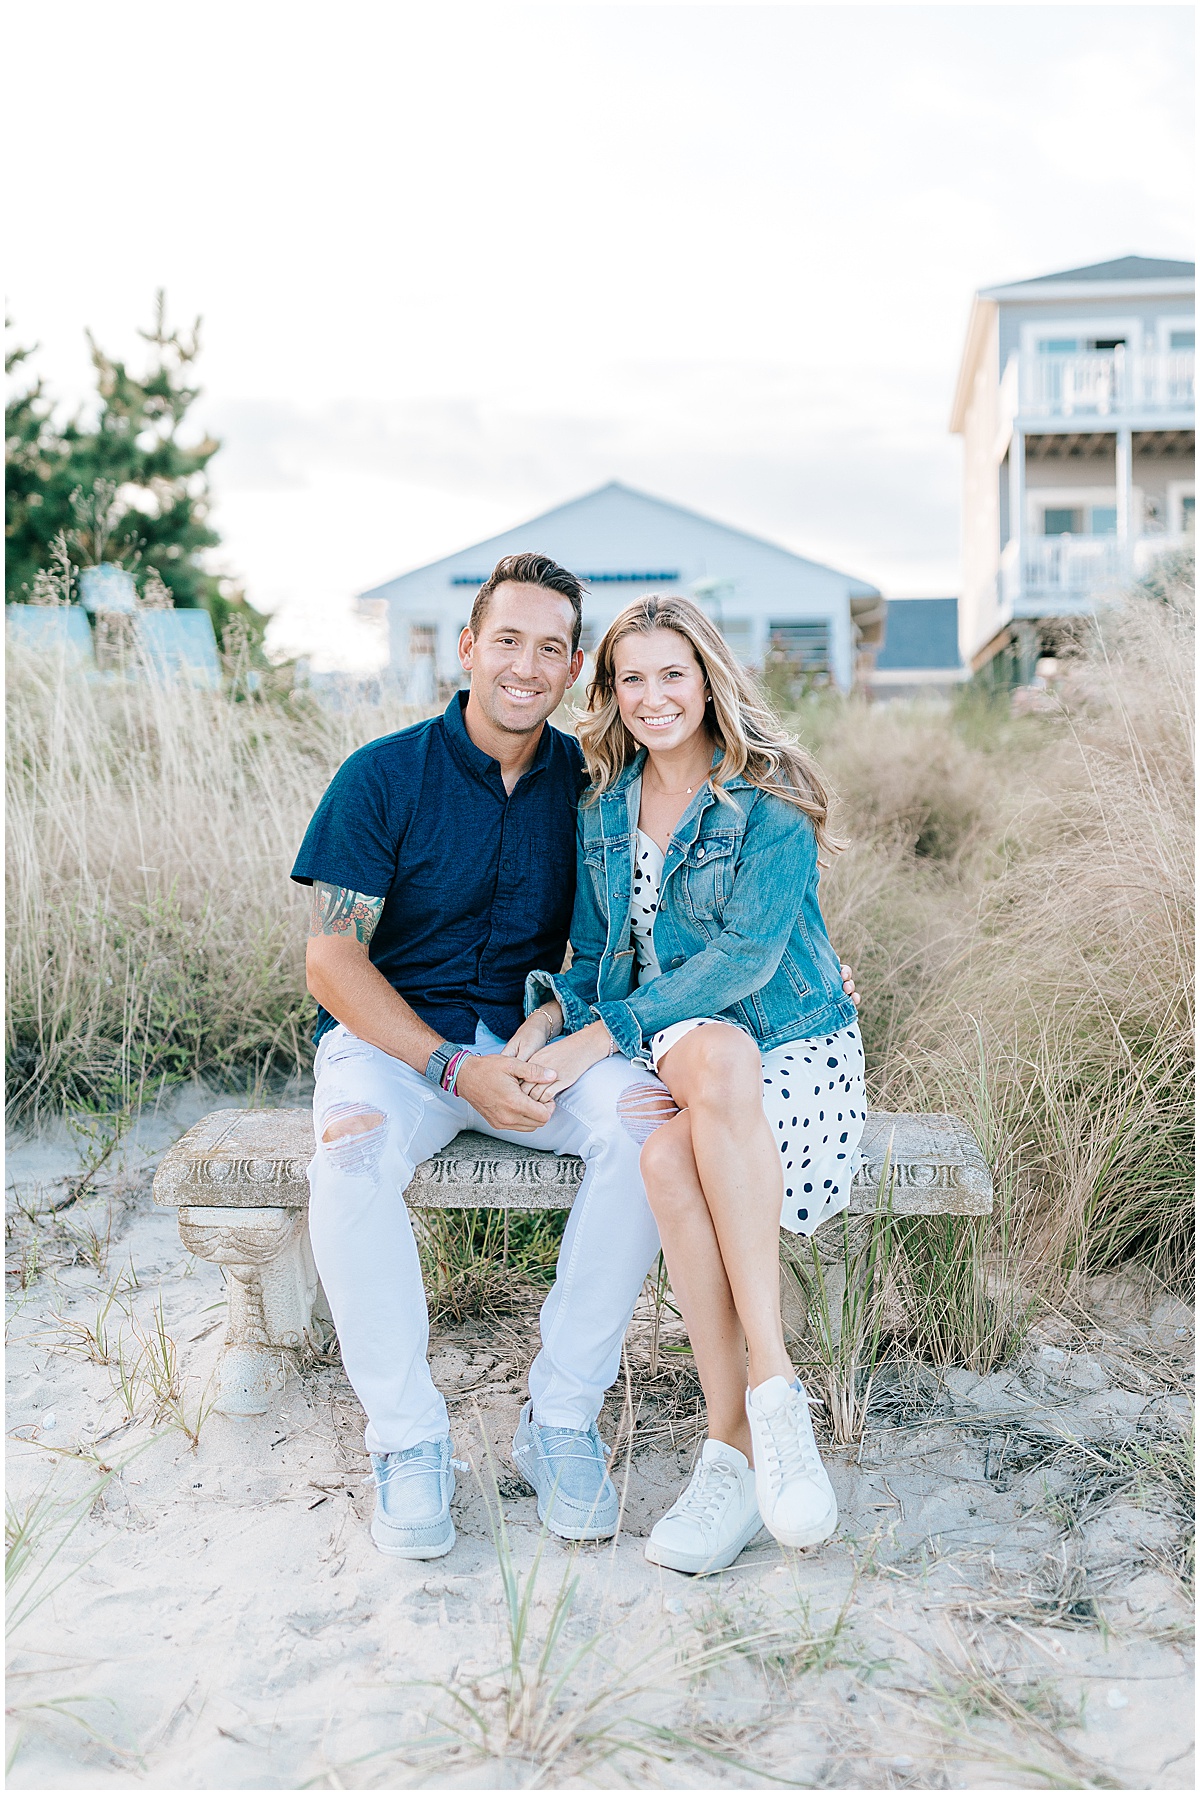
[{"x1": 5, "y1": 1089, "x2": 1195, "y2": 1790}]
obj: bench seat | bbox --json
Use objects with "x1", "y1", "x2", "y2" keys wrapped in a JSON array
[{"x1": 154, "y1": 1108, "x2": 992, "y2": 1416}]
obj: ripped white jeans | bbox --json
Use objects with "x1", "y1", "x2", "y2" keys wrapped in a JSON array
[{"x1": 308, "y1": 1022, "x2": 668, "y2": 1454}]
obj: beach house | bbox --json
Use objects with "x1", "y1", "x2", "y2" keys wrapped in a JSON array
[
  {"x1": 357, "y1": 481, "x2": 884, "y2": 700},
  {"x1": 950, "y1": 255, "x2": 1194, "y2": 677}
]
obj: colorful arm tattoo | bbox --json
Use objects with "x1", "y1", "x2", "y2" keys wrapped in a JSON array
[{"x1": 308, "y1": 882, "x2": 385, "y2": 945}]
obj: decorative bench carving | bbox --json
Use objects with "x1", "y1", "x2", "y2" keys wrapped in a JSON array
[{"x1": 154, "y1": 1109, "x2": 992, "y2": 1417}]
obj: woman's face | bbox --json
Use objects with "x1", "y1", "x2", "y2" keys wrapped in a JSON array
[{"x1": 612, "y1": 628, "x2": 710, "y2": 756}]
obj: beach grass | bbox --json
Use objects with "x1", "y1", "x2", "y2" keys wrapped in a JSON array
[{"x1": 6, "y1": 562, "x2": 1193, "y2": 1325}]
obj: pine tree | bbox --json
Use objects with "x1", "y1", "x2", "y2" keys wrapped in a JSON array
[
  {"x1": 5, "y1": 296, "x2": 262, "y2": 649},
  {"x1": 5, "y1": 332, "x2": 82, "y2": 604}
]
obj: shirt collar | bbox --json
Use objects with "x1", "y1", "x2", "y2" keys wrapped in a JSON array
[{"x1": 442, "y1": 690, "x2": 554, "y2": 792}]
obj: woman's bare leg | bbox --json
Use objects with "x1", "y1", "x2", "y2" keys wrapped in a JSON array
[
  {"x1": 655, "y1": 1026, "x2": 793, "y2": 1391},
  {"x1": 640, "y1": 1111, "x2": 753, "y2": 1459}
]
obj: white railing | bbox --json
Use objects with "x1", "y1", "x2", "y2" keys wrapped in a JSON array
[
  {"x1": 1132, "y1": 532, "x2": 1193, "y2": 575},
  {"x1": 1001, "y1": 532, "x2": 1193, "y2": 609},
  {"x1": 1019, "y1": 349, "x2": 1194, "y2": 419}
]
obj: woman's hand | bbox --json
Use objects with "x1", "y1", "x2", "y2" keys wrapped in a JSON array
[
  {"x1": 522, "y1": 1019, "x2": 613, "y2": 1099},
  {"x1": 841, "y1": 962, "x2": 860, "y2": 1008},
  {"x1": 503, "y1": 1001, "x2": 564, "y2": 1062}
]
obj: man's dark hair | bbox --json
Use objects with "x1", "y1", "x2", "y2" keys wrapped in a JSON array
[{"x1": 469, "y1": 552, "x2": 586, "y2": 652}]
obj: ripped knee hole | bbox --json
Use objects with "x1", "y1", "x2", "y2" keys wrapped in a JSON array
[
  {"x1": 616, "y1": 1081, "x2": 679, "y2": 1145},
  {"x1": 319, "y1": 1103, "x2": 387, "y2": 1175}
]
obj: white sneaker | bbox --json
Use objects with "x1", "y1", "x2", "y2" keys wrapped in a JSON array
[
  {"x1": 745, "y1": 1376, "x2": 838, "y2": 1549},
  {"x1": 644, "y1": 1440, "x2": 763, "y2": 1575}
]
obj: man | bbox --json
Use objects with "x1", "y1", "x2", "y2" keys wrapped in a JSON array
[
  {"x1": 293, "y1": 553, "x2": 665, "y2": 1559},
  {"x1": 293, "y1": 551, "x2": 857, "y2": 1561}
]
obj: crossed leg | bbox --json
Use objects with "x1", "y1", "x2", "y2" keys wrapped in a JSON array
[{"x1": 640, "y1": 1024, "x2": 792, "y2": 1460}]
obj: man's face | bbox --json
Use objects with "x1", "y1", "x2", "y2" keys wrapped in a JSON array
[{"x1": 459, "y1": 582, "x2": 585, "y2": 736}]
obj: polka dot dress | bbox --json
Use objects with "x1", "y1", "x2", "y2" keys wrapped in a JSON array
[
  {"x1": 631, "y1": 830, "x2": 664, "y2": 983},
  {"x1": 630, "y1": 830, "x2": 867, "y2": 1238}
]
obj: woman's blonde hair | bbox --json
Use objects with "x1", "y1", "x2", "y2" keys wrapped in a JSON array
[{"x1": 578, "y1": 593, "x2": 838, "y2": 853}]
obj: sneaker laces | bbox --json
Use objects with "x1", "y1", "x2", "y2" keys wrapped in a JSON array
[
  {"x1": 758, "y1": 1393, "x2": 822, "y2": 1488},
  {"x1": 674, "y1": 1456, "x2": 740, "y2": 1524},
  {"x1": 365, "y1": 1451, "x2": 467, "y2": 1489},
  {"x1": 514, "y1": 1427, "x2": 611, "y2": 1463}
]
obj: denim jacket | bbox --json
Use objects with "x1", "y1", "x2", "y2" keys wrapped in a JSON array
[{"x1": 525, "y1": 750, "x2": 857, "y2": 1063}]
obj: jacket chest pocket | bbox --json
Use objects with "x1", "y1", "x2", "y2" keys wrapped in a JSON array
[
  {"x1": 583, "y1": 837, "x2": 631, "y2": 917},
  {"x1": 582, "y1": 843, "x2": 608, "y2": 904},
  {"x1": 680, "y1": 837, "x2": 736, "y2": 922}
]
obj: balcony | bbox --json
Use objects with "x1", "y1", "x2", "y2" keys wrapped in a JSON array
[
  {"x1": 1017, "y1": 349, "x2": 1194, "y2": 421},
  {"x1": 1000, "y1": 533, "x2": 1192, "y2": 612}
]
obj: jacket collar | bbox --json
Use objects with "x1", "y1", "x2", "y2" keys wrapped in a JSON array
[
  {"x1": 603, "y1": 744, "x2": 753, "y2": 800},
  {"x1": 597, "y1": 745, "x2": 752, "y2": 844}
]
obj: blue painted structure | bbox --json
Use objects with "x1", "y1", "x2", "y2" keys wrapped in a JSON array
[
  {"x1": 869, "y1": 597, "x2": 966, "y2": 697},
  {"x1": 7, "y1": 603, "x2": 221, "y2": 687},
  {"x1": 7, "y1": 605, "x2": 95, "y2": 660},
  {"x1": 875, "y1": 599, "x2": 962, "y2": 671},
  {"x1": 137, "y1": 610, "x2": 221, "y2": 687}
]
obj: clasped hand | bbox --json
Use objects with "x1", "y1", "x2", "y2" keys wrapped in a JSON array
[
  {"x1": 502, "y1": 1001, "x2": 612, "y2": 1102},
  {"x1": 496, "y1": 961, "x2": 860, "y2": 1113}
]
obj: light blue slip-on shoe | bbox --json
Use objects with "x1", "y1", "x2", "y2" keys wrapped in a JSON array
[
  {"x1": 511, "y1": 1401, "x2": 620, "y2": 1541},
  {"x1": 369, "y1": 1436, "x2": 459, "y2": 1559}
]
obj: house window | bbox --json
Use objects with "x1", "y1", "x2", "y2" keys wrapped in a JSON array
[
  {"x1": 1170, "y1": 329, "x2": 1195, "y2": 351},
  {"x1": 1183, "y1": 495, "x2": 1196, "y2": 533},
  {"x1": 768, "y1": 620, "x2": 830, "y2": 672},
  {"x1": 1039, "y1": 339, "x2": 1079, "y2": 354},
  {"x1": 409, "y1": 623, "x2": 437, "y2": 659},
  {"x1": 577, "y1": 621, "x2": 597, "y2": 654},
  {"x1": 1088, "y1": 337, "x2": 1127, "y2": 352},
  {"x1": 1089, "y1": 506, "x2": 1118, "y2": 536},
  {"x1": 1042, "y1": 508, "x2": 1080, "y2": 536}
]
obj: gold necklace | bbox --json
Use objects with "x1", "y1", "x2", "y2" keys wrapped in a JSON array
[{"x1": 646, "y1": 768, "x2": 708, "y2": 797}]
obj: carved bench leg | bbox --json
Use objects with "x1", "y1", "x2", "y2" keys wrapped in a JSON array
[
  {"x1": 781, "y1": 1216, "x2": 876, "y2": 1350},
  {"x1": 177, "y1": 1205, "x2": 320, "y2": 1417}
]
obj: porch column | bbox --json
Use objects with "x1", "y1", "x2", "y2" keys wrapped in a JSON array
[
  {"x1": 1007, "y1": 428, "x2": 1025, "y2": 610},
  {"x1": 1116, "y1": 427, "x2": 1134, "y2": 563}
]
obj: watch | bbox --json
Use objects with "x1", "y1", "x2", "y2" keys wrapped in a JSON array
[{"x1": 424, "y1": 1041, "x2": 468, "y2": 1089}]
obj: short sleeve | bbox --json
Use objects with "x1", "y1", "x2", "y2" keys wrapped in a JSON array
[{"x1": 291, "y1": 744, "x2": 402, "y2": 898}]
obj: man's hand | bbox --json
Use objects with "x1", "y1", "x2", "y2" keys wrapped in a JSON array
[
  {"x1": 503, "y1": 1001, "x2": 563, "y2": 1063},
  {"x1": 454, "y1": 1052, "x2": 559, "y2": 1133},
  {"x1": 841, "y1": 962, "x2": 860, "y2": 1008}
]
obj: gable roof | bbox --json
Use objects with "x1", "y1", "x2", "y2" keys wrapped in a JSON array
[
  {"x1": 1021, "y1": 255, "x2": 1195, "y2": 284},
  {"x1": 360, "y1": 480, "x2": 879, "y2": 602}
]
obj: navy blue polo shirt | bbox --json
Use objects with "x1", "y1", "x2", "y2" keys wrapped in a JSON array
[{"x1": 291, "y1": 692, "x2": 586, "y2": 1046}]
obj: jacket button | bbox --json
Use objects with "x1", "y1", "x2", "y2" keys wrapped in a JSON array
[
  {"x1": 672, "y1": 956, "x2": 684, "y2": 967},
  {"x1": 696, "y1": 847, "x2": 706, "y2": 859}
]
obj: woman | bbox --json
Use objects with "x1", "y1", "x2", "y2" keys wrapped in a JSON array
[{"x1": 506, "y1": 594, "x2": 865, "y2": 1575}]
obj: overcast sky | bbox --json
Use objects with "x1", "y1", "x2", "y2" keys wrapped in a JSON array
[{"x1": 8, "y1": 2, "x2": 1193, "y2": 667}]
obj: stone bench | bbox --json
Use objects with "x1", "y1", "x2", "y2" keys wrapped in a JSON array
[{"x1": 153, "y1": 1108, "x2": 992, "y2": 1417}]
